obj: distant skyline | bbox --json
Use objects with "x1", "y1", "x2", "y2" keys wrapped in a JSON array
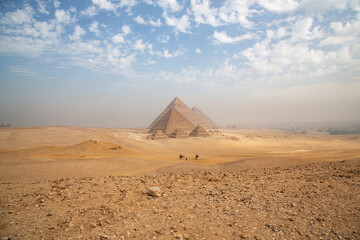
[{"x1": 0, "y1": 0, "x2": 360, "y2": 128}]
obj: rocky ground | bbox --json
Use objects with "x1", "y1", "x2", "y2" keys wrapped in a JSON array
[{"x1": 1, "y1": 159, "x2": 359, "y2": 240}]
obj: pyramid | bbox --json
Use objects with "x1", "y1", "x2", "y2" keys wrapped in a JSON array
[
  {"x1": 189, "y1": 125, "x2": 210, "y2": 137},
  {"x1": 149, "y1": 97, "x2": 214, "y2": 131},
  {"x1": 169, "y1": 129, "x2": 189, "y2": 138},
  {"x1": 149, "y1": 107, "x2": 195, "y2": 134},
  {"x1": 192, "y1": 107, "x2": 217, "y2": 129},
  {"x1": 149, "y1": 130, "x2": 168, "y2": 140}
]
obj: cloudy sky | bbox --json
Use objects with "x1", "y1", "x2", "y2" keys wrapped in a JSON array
[{"x1": 0, "y1": 0, "x2": 359, "y2": 127}]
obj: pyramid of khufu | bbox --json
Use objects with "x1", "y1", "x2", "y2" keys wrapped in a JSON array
[
  {"x1": 148, "y1": 97, "x2": 217, "y2": 137},
  {"x1": 168, "y1": 129, "x2": 189, "y2": 138},
  {"x1": 189, "y1": 125, "x2": 210, "y2": 137},
  {"x1": 149, "y1": 107, "x2": 195, "y2": 134}
]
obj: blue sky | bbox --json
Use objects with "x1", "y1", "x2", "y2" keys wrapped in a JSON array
[{"x1": 0, "y1": 0, "x2": 360, "y2": 127}]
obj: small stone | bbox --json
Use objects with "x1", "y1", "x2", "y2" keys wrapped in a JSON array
[
  {"x1": 183, "y1": 233, "x2": 190, "y2": 239},
  {"x1": 240, "y1": 233, "x2": 249, "y2": 239},
  {"x1": 146, "y1": 187, "x2": 161, "y2": 197},
  {"x1": 105, "y1": 220, "x2": 111, "y2": 224},
  {"x1": 91, "y1": 223, "x2": 97, "y2": 228}
]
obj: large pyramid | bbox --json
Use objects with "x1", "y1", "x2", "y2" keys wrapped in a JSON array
[
  {"x1": 149, "y1": 107, "x2": 195, "y2": 134},
  {"x1": 148, "y1": 97, "x2": 217, "y2": 135}
]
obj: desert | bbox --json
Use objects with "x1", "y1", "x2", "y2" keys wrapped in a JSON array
[
  {"x1": 0, "y1": 125, "x2": 360, "y2": 239},
  {"x1": 1, "y1": 1, "x2": 360, "y2": 239}
]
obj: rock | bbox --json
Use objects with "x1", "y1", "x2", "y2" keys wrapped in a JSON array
[
  {"x1": 147, "y1": 187, "x2": 161, "y2": 197},
  {"x1": 183, "y1": 233, "x2": 191, "y2": 239},
  {"x1": 240, "y1": 233, "x2": 249, "y2": 239}
]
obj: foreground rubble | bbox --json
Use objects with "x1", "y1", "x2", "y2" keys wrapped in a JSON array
[{"x1": 1, "y1": 159, "x2": 359, "y2": 240}]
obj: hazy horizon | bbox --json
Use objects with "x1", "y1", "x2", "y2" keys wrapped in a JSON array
[{"x1": 1, "y1": 0, "x2": 360, "y2": 128}]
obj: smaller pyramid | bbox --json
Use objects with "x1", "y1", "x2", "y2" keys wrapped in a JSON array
[
  {"x1": 149, "y1": 108, "x2": 195, "y2": 134},
  {"x1": 190, "y1": 125, "x2": 210, "y2": 137},
  {"x1": 149, "y1": 130, "x2": 167, "y2": 140},
  {"x1": 169, "y1": 129, "x2": 189, "y2": 138}
]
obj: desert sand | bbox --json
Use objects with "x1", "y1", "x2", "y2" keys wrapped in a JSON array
[
  {"x1": 0, "y1": 126, "x2": 359, "y2": 181},
  {"x1": 0, "y1": 126, "x2": 360, "y2": 239}
]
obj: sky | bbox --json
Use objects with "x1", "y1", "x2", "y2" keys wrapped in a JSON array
[{"x1": 0, "y1": 0, "x2": 359, "y2": 128}]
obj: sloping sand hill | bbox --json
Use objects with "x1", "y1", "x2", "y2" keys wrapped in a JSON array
[{"x1": 18, "y1": 139, "x2": 136, "y2": 159}]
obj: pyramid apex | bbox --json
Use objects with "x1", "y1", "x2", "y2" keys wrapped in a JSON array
[{"x1": 171, "y1": 97, "x2": 186, "y2": 106}]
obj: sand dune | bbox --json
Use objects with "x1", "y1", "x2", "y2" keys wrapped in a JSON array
[
  {"x1": 17, "y1": 139, "x2": 136, "y2": 159},
  {"x1": 0, "y1": 126, "x2": 359, "y2": 181}
]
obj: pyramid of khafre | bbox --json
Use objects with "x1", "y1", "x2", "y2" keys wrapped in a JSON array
[
  {"x1": 192, "y1": 107, "x2": 218, "y2": 129},
  {"x1": 148, "y1": 97, "x2": 217, "y2": 134}
]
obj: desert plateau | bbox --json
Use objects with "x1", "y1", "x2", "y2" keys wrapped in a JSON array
[{"x1": 0, "y1": 126, "x2": 359, "y2": 239}]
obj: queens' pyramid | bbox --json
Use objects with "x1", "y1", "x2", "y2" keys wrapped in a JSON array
[{"x1": 148, "y1": 97, "x2": 217, "y2": 136}]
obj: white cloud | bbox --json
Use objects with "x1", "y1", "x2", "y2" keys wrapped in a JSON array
[
  {"x1": 134, "y1": 16, "x2": 162, "y2": 27},
  {"x1": 133, "y1": 39, "x2": 147, "y2": 52},
  {"x1": 53, "y1": 0, "x2": 60, "y2": 8},
  {"x1": 92, "y1": 0, "x2": 115, "y2": 11},
  {"x1": 134, "y1": 16, "x2": 146, "y2": 24},
  {"x1": 241, "y1": 39, "x2": 353, "y2": 79},
  {"x1": 218, "y1": 0, "x2": 253, "y2": 28},
  {"x1": 0, "y1": 36, "x2": 44, "y2": 57},
  {"x1": 195, "y1": 48, "x2": 201, "y2": 53},
  {"x1": 257, "y1": 0, "x2": 299, "y2": 13},
  {"x1": 157, "y1": 34, "x2": 170, "y2": 43},
  {"x1": 158, "y1": 0, "x2": 182, "y2": 12},
  {"x1": 122, "y1": 25, "x2": 132, "y2": 35},
  {"x1": 55, "y1": 9, "x2": 71, "y2": 24},
  {"x1": 320, "y1": 19, "x2": 360, "y2": 46},
  {"x1": 36, "y1": 0, "x2": 49, "y2": 15},
  {"x1": 190, "y1": 0, "x2": 254, "y2": 28},
  {"x1": 162, "y1": 49, "x2": 183, "y2": 58},
  {"x1": 289, "y1": 17, "x2": 324, "y2": 42},
  {"x1": 34, "y1": 21, "x2": 57, "y2": 39},
  {"x1": 191, "y1": 0, "x2": 221, "y2": 27},
  {"x1": 149, "y1": 18, "x2": 162, "y2": 27},
  {"x1": 213, "y1": 31, "x2": 257, "y2": 44},
  {"x1": 69, "y1": 25, "x2": 86, "y2": 41},
  {"x1": 0, "y1": 5, "x2": 34, "y2": 25},
  {"x1": 298, "y1": 0, "x2": 354, "y2": 13},
  {"x1": 266, "y1": 27, "x2": 289, "y2": 40},
  {"x1": 81, "y1": 6, "x2": 98, "y2": 17},
  {"x1": 89, "y1": 21, "x2": 100, "y2": 36},
  {"x1": 112, "y1": 34, "x2": 125, "y2": 44},
  {"x1": 163, "y1": 13, "x2": 191, "y2": 34},
  {"x1": 119, "y1": 0, "x2": 137, "y2": 8}
]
